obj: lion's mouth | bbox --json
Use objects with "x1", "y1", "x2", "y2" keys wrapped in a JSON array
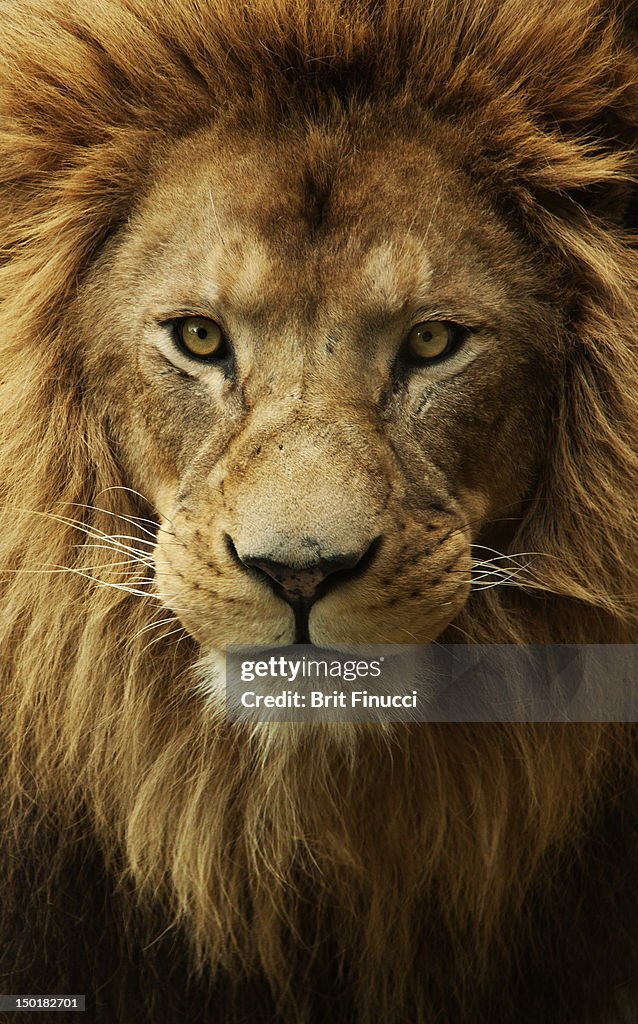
[
  {"x1": 290, "y1": 540, "x2": 382, "y2": 641},
  {"x1": 224, "y1": 533, "x2": 383, "y2": 642},
  {"x1": 291, "y1": 597, "x2": 313, "y2": 643}
]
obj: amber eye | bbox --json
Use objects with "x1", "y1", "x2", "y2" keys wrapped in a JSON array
[
  {"x1": 405, "y1": 321, "x2": 462, "y2": 362},
  {"x1": 176, "y1": 317, "x2": 227, "y2": 359}
]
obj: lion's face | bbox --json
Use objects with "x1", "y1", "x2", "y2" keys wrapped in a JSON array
[
  {"x1": 2, "y1": 4, "x2": 638, "y2": 1019},
  {"x1": 81, "y1": 112, "x2": 557, "y2": 657}
]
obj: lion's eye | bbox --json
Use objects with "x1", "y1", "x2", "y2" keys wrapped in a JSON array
[
  {"x1": 405, "y1": 321, "x2": 463, "y2": 363},
  {"x1": 175, "y1": 317, "x2": 227, "y2": 360}
]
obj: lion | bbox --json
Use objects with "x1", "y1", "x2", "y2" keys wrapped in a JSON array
[{"x1": 0, "y1": 0, "x2": 637, "y2": 1021}]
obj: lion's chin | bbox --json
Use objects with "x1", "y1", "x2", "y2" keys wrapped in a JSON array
[{"x1": 193, "y1": 648, "x2": 227, "y2": 705}]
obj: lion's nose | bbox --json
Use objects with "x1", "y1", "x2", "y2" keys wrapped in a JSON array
[{"x1": 235, "y1": 539, "x2": 376, "y2": 602}]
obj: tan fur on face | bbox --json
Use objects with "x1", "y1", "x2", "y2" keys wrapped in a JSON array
[{"x1": 0, "y1": 1, "x2": 637, "y2": 1022}]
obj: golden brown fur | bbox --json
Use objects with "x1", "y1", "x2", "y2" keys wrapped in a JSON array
[{"x1": 1, "y1": 1, "x2": 638, "y2": 1022}]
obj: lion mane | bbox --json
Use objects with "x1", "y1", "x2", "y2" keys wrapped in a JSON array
[{"x1": 1, "y1": 1, "x2": 638, "y2": 1022}]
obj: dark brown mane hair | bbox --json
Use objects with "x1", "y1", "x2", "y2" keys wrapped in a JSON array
[{"x1": 0, "y1": 2, "x2": 637, "y2": 1022}]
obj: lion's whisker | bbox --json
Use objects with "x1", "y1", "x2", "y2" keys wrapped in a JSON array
[
  {"x1": 1, "y1": 562, "x2": 162, "y2": 600},
  {"x1": 75, "y1": 558, "x2": 151, "y2": 573},
  {"x1": 80, "y1": 541, "x2": 155, "y2": 567},
  {"x1": 470, "y1": 545, "x2": 550, "y2": 561},
  {"x1": 471, "y1": 564, "x2": 530, "y2": 580},
  {"x1": 85, "y1": 532, "x2": 157, "y2": 548},
  {"x1": 141, "y1": 624, "x2": 188, "y2": 656},
  {"x1": 19, "y1": 509, "x2": 153, "y2": 553},
  {"x1": 95, "y1": 485, "x2": 175, "y2": 527},
  {"x1": 15, "y1": 511, "x2": 177, "y2": 566},
  {"x1": 126, "y1": 615, "x2": 183, "y2": 650},
  {"x1": 62, "y1": 567, "x2": 162, "y2": 600},
  {"x1": 59, "y1": 500, "x2": 160, "y2": 539},
  {"x1": 132, "y1": 616, "x2": 180, "y2": 639},
  {"x1": 0, "y1": 560, "x2": 148, "y2": 576}
]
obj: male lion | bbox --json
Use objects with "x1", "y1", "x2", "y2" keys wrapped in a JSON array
[{"x1": 0, "y1": 1, "x2": 637, "y2": 1022}]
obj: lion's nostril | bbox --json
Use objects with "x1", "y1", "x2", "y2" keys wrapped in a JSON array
[
  {"x1": 236, "y1": 540, "x2": 378, "y2": 603},
  {"x1": 245, "y1": 555, "x2": 351, "y2": 599}
]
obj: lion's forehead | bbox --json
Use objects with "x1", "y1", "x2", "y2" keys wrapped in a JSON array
[
  {"x1": 127, "y1": 120, "x2": 523, "y2": 332},
  {"x1": 129, "y1": 200, "x2": 515, "y2": 347}
]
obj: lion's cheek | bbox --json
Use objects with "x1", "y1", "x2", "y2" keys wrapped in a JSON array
[
  {"x1": 310, "y1": 577, "x2": 471, "y2": 645},
  {"x1": 152, "y1": 541, "x2": 295, "y2": 648},
  {"x1": 157, "y1": 584, "x2": 295, "y2": 650}
]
